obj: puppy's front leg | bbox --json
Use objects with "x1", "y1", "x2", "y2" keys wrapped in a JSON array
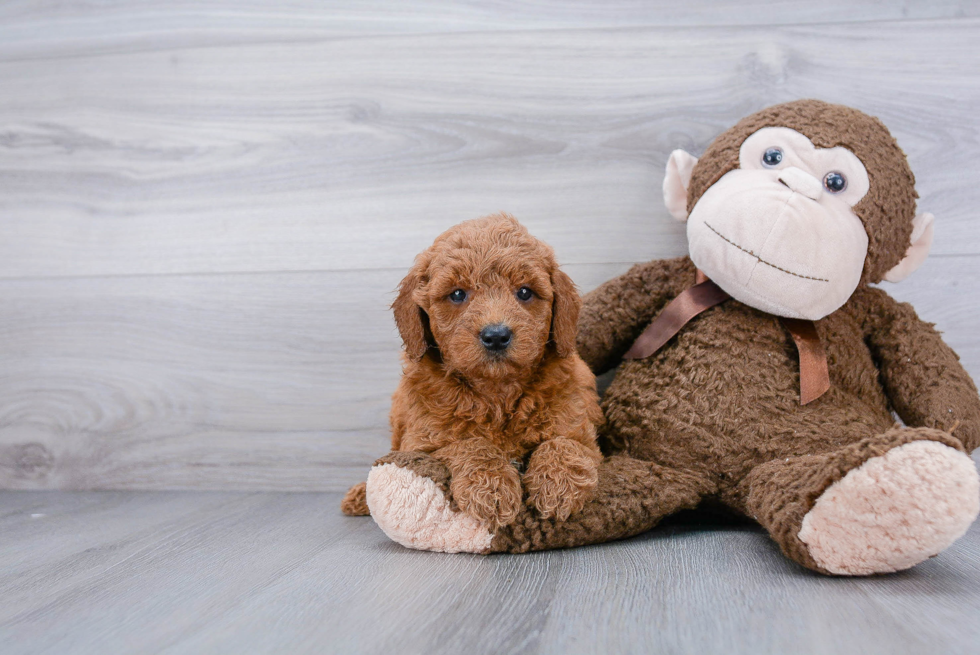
[
  {"x1": 524, "y1": 437, "x2": 602, "y2": 521},
  {"x1": 432, "y1": 438, "x2": 522, "y2": 530}
]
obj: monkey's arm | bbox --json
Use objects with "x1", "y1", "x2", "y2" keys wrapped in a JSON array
[
  {"x1": 576, "y1": 256, "x2": 695, "y2": 375},
  {"x1": 854, "y1": 286, "x2": 980, "y2": 452}
]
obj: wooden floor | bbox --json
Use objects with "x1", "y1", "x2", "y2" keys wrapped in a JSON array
[{"x1": 1, "y1": 490, "x2": 979, "y2": 654}]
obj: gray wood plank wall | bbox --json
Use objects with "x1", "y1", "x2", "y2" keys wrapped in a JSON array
[{"x1": 1, "y1": 2, "x2": 978, "y2": 490}]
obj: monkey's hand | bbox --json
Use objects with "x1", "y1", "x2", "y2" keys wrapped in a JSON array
[
  {"x1": 576, "y1": 256, "x2": 695, "y2": 374},
  {"x1": 856, "y1": 286, "x2": 980, "y2": 452}
]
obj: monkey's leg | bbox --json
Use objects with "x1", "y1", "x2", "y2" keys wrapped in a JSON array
[
  {"x1": 494, "y1": 455, "x2": 714, "y2": 553},
  {"x1": 365, "y1": 450, "x2": 714, "y2": 554},
  {"x1": 738, "y1": 426, "x2": 979, "y2": 575}
]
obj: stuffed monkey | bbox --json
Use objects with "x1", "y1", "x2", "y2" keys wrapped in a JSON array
[{"x1": 361, "y1": 100, "x2": 980, "y2": 575}]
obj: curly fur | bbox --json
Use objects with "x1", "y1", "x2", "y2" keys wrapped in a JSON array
[
  {"x1": 342, "y1": 213, "x2": 603, "y2": 529},
  {"x1": 524, "y1": 437, "x2": 602, "y2": 521},
  {"x1": 362, "y1": 103, "x2": 980, "y2": 576},
  {"x1": 340, "y1": 481, "x2": 368, "y2": 516}
]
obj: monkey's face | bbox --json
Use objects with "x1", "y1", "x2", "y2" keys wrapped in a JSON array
[
  {"x1": 664, "y1": 101, "x2": 934, "y2": 316},
  {"x1": 686, "y1": 127, "x2": 871, "y2": 320}
]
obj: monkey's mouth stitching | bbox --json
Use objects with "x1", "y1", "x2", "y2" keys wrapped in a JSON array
[{"x1": 703, "y1": 222, "x2": 829, "y2": 283}]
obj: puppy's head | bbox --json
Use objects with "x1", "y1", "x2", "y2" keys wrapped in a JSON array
[{"x1": 393, "y1": 213, "x2": 579, "y2": 381}]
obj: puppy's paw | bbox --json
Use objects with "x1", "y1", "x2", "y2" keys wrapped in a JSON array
[
  {"x1": 525, "y1": 465, "x2": 598, "y2": 521},
  {"x1": 450, "y1": 464, "x2": 523, "y2": 530},
  {"x1": 524, "y1": 438, "x2": 600, "y2": 521}
]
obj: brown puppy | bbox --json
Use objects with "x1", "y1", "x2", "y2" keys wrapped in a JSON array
[{"x1": 342, "y1": 213, "x2": 603, "y2": 529}]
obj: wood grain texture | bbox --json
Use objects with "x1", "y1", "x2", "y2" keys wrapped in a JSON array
[
  {"x1": 1, "y1": 19, "x2": 980, "y2": 280},
  {"x1": 1, "y1": 4, "x2": 979, "y2": 490},
  {"x1": 1, "y1": 490, "x2": 980, "y2": 654},
  {"x1": 1, "y1": 1, "x2": 977, "y2": 61},
  {"x1": 0, "y1": 269, "x2": 399, "y2": 491},
  {"x1": 0, "y1": 258, "x2": 976, "y2": 491},
  {"x1": 3, "y1": 4, "x2": 980, "y2": 652}
]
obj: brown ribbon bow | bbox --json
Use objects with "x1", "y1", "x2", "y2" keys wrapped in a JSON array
[{"x1": 623, "y1": 270, "x2": 830, "y2": 405}]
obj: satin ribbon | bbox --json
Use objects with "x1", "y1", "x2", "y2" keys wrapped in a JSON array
[
  {"x1": 622, "y1": 271, "x2": 830, "y2": 405},
  {"x1": 780, "y1": 317, "x2": 831, "y2": 405}
]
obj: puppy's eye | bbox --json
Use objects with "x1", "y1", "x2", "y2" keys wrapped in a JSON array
[
  {"x1": 823, "y1": 171, "x2": 847, "y2": 193},
  {"x1": 762, "y1": 147, "x2": 783, "y2": 167},
  {"x1": 448, "y1": 289, "x2": 467, "y2": 304},
  {"x1": 516, "y1": 286, "x2": 534, "y2": 302}
]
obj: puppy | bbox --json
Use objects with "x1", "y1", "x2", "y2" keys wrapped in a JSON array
[{"x1": 342, "y1": 213, "x2": 603, "y2": 529}]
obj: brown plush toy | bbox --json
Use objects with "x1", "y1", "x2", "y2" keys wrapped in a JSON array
[{"x1": 361, "y1": 100, "x2": 980, "y2": 576}]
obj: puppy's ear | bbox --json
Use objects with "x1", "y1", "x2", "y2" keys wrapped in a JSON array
[
  {"x1": 549, "y1": 267, "x2": 580, "y2": 358},
  {"x1": 392, "y1": 261, "x2": 429, "y2": 361}
]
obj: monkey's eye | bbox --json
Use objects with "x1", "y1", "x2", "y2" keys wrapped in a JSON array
[
  {"x1": 516, "y1": 286, "x2": 534, "y2": 302},
  {"x1": 762, "y1": 148, "x2": 783, "y2": 167},
  {"x1": 448, "y1": 289, "x2": 467, "y2": 304},
  {"x1": 823, "y1": 171, "x2": 847, "y2": 193}
]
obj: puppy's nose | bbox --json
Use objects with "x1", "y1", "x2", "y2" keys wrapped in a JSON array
[{"x1": 480, "y1": 324, "x2": 512, "y2": 352}]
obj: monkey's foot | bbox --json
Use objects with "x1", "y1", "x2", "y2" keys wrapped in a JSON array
[
  {"x1": 365, "y1": 452, "x2": 493, "y2": 553},
  {"x1": 798, "y1": 441, "x2": 979, "y2": 575}
]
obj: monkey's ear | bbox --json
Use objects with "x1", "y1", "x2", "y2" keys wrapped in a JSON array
[
  {"x1": 663, "y1": 149, "x2": 699, "y2": 222},
  {"x1": 391, "y1": 263, "x2": 430, "y2": 361},
  {"x1": 550, "y1": 267, "x2": 581, "y2": 358},
  {"x1": 883, "y1": 212, "x2": 935, "y2": 283}
]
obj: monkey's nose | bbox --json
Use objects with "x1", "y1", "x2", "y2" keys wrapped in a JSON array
[
  {"x1": 480, "y1": 324, "x2": 512, "y2": 352},
  {"x1": 778, "y1": 166, "x2": 824, "y2": 200}
]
